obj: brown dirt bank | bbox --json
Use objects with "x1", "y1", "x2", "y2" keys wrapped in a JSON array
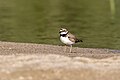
[
  {"x1": 0, "y1": 41, "x2": 119, "y2": 59},
  {"x1": 0, "y1": 41, "x2": 120, "y2": 80}
]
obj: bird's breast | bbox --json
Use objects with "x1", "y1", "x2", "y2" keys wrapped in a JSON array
[{"x1": 60, "y1": 36, "x2": 74, "y2": 45}]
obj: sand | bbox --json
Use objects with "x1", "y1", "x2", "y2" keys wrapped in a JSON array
[{"x1": 0, "y1": 41, "x2": 120, "y2": 80}]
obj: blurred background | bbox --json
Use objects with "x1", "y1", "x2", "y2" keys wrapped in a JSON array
[{"x1": 0, "y1": 0, "x2": 120, "y2": 49}]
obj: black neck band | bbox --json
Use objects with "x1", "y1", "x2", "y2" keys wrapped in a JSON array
[{"x1": 60, "y1": 34, "x2": 67, "y2": 37}]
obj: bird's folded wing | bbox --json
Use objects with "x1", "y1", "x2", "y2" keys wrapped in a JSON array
[{"x1": 68, "y1": 33, "x2": 77, "y2": 42}]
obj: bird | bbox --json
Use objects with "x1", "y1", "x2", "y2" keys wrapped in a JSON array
[{"x1": 59, "y1": 28, "x2": 83, "y2": 53}]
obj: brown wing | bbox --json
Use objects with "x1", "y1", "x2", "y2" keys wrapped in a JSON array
[{"x1": 67, "y1": 33, "x2": 78, "y2": 42}]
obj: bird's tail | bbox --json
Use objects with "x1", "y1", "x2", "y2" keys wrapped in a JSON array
[{"x1": 75, "y1": 39, "x2": 83, "y2": 43}]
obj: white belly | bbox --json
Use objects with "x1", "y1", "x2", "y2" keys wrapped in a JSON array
[{"x1": 60, "y1": 36, "x2": 74, "y2": 45}]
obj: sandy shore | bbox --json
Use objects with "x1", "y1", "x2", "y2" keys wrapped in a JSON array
[{"x1": 0, "y1": 41, "x2": 120, "y2": 80}]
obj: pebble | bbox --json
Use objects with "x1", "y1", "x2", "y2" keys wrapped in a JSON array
[{"x1": 19, "y1": 76, "x2": 24, "y2": 80}]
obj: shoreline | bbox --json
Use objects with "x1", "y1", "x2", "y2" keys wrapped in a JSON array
[{"x1": 0, "y1": 41, "x2": 119, "y2": 58}]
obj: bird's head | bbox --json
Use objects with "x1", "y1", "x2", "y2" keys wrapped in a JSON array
[{"x1": 59, "y1": 28, "x2": 68, "y2": 35}]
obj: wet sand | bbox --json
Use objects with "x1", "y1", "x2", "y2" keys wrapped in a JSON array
[{"x1": 0, "y1": 41, "x2": 120, "y2": 80}]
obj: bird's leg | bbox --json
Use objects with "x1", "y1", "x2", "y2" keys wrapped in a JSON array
[
  {"x1": 64, "y1": 45, "x2": 67, "y2": 52},
  {"x1": 70, "y1": 45, "x2": 72, "y2": 53}
]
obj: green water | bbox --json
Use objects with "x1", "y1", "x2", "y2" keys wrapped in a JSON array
[{"x1": 0, "y1": 0, "x2": 120, "y2": 49}]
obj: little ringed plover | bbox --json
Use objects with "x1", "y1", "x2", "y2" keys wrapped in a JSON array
[{"x1": 59, "y1": 28, "x2": 83, "y2": 53}]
